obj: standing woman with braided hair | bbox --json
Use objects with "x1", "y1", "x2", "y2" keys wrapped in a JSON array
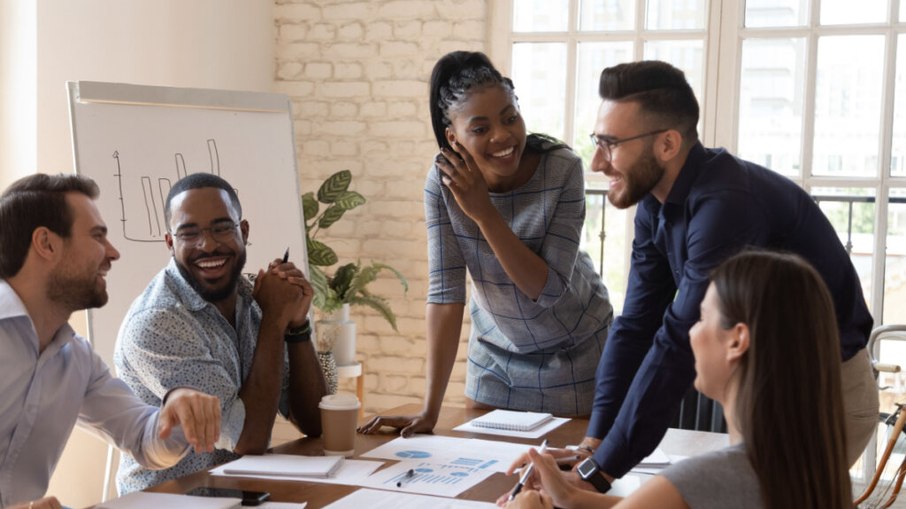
[{"x1": 359, "y1": 51, "x2": 613, "y2": 436}]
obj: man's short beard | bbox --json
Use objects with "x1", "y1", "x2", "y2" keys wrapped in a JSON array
[
  {"x1": 47, "y1": 270, "x2": 107, "y2": 311},
  {"x1": 608, "y1": 147, "x2": 664, "y2": 209},
  {"x1": 176, "y1": 250, "x2": 247, "y2": 303}
]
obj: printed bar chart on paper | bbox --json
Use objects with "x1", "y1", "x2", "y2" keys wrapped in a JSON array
[{"x1": 360, "y1": 458, "x2": 496, "y2": 497}]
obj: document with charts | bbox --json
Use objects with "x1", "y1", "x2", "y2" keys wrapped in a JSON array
[{"x1": 361, "y1": 435, "x2": 531, "y2": 473}]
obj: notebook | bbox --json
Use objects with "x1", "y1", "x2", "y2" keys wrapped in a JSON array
[
  {"x1": 220, "y1": 453, "x2": 345, "y2": 478},
  {"x1": 470, "y1": 409, "x2": 554, "y2": 432}
]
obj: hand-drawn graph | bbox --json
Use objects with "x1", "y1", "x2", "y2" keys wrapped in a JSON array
[{"x1": 112, "y1": 138, "x2": 225, "y2": 242}]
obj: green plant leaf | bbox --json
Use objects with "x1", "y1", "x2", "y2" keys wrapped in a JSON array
[
  {"x1": 317, "y1": 170, "x2": 351, "y2": 203},
  {"x1": 309, "y1": 265, "x2": 330, "y2": 309},
  {"x1": 348, "y1": 262, "x2": 409, "y2": 298},
  {"x1": 301, "y1": 192, "x2": 319, "y2": 222},
  {"x1": 346, "y1": 294, "x2": 399, "y2": 331},
  {"x1": 307, "y1": 238, "x2": 337, "y2": 266},
  {"x1": 329, "y1": 262, "x2": 358, "y2": 300},
  {"x1": 334, "y1": 191, "x2": 366, "y2": 210},
  {"x1": 318, "y1": 204, "x2": 347, "y2": 229}
]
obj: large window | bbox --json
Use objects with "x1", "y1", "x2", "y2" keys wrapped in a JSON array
[{"x1": 489, "y1": 0, "x2": 906, "y2": 325}]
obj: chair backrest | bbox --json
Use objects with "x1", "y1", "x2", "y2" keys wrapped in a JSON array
[{"x1": 672, "y1": 387, "x2": 728, "y2": 433}]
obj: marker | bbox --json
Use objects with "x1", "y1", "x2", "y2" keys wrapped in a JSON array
[
  {"x1": 508, "y1": 439, "x2": 547, "y2": 501},
  {"x1": 282, "y1": 247, "x2": 289, "y2": 264},
  {"x1": 396, "y1": 468, "x2": 415, "y2": 488}
]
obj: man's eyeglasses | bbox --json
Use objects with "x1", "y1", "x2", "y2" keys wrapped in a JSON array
[
  {"x1": 172, "y1": 220, "x2": 240, "y2": 245},
  {"x1": 589, "y1": 129, "x2": 668, "y2": 161}
]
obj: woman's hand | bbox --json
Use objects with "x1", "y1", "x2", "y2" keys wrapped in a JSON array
[
  {"x1": 435, "y1": 143, "x2": 495, "y2": 223},
  {"x1": 505, "y1": 446, "x2": 591, "y2": 475},
  {"x1": 504, "y1": 490, "x2": 553, "y2": 509},
  {"x1": 357, "y1": 412, "x2": 437, "y2": 437}
]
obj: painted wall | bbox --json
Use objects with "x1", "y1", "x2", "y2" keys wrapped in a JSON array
[
  {"x1": 0, "y1": 1, "x2": 274, "y2": 506},
  {"x1": 1, "y1": 0, "x2": 492, "y2": 505}
]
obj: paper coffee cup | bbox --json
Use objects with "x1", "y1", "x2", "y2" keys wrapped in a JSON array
[{"x1": 319, "y1": 392, "x2": 360, "y2": 456}]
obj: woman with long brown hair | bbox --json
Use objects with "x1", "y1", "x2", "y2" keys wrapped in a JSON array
[{"x1": 507, "y1": 250, "x2": 852, "y2": 509}]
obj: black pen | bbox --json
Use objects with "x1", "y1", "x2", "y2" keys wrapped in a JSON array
[
  {"x1": 282, "y1": 247, "x2": 289, "y2": 264},
  {"x1": 396, "y1": 468, "x2": 415, "y2": 488},
  {"x1": 508, "y1": 439, "x2": 548, "y2": 501}
]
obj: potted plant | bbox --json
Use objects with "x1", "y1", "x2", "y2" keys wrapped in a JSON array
[{"x1": 302, "y1": 170, "x2": 408, "y2": 382}]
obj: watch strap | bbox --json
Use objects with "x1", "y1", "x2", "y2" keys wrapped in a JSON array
[
  {"x1": 578, "y1": 458, "x2": 612, "y2": 493},
  {"x1": 285, "y1": 320, "x2": 312, "y2": 343}
]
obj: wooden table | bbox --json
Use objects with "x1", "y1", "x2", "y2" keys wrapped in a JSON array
[{"x1": 123, "y1": 404, "x2": 728, "y2": 508}]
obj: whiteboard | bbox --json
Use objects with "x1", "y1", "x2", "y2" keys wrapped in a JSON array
[{"x1": 68, "y1": 81, "x2": 308, "y2": 367}]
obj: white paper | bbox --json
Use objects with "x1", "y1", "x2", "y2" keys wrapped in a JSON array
[
  {"x1": 631, "y1": 453, "x2": 685, "y2": 475},
  {"x1": 361, "y1": 435, "x2": 532, "y2": 473},
  {"x1": 323, "y1": 488, "x2": 496, "y2": 509},
  {"x1": 259, "y1": 502, "x2": 307, "y2": 509},
  {"x1": 609, "y1": 474, "x2": 644, "y2": 497},
  {"x1": 638, "y1": 447, "x2": 671, "y2": 466},
  {"x1": 219, "y1": 454, "x2": 344, "y2": 478},
  {"x1": 359, "y1": 458, "x2": 496, "y2": 498},
  {"x1": 211, "y1": 459, "x2": 383, "y2": 486},
  {"x1": 453, "y1": 416, "x2": 570, "y2": 439},
  {"x1": 97, "y1": 492, "x2": 240, "y2": 509}
]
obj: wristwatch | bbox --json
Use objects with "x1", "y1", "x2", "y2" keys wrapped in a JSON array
[
  {"x1": 284, "y1": 320, "x2": 312, "y2": 343},
  {"x1": 576, "y1": 457, "x2": 612, "y2": 493}
]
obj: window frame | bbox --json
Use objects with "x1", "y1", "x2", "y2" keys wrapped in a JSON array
[{"x1": 489, "y1": 0, "x2": 906, "y2": 323}]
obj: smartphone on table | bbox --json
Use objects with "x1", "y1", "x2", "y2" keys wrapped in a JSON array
[{"x1": 185, "y1": 486, "x2": 271, "y2": 506}]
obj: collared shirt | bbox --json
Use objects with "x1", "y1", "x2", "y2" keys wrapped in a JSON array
[
  {"x1": 425, "y1": 140, "x2": 613, "y2": 415},
  {"x1": 0, "y1": 280, "x2": 187, "y2": 507},
  {"x1": 114, "y1": 259, "x2": 290, "y2": 494},
  {"x1": 588, "y1": 143, "x2": 873, "y2": 477}
]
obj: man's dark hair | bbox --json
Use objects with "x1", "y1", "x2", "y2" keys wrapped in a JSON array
[
  {"x1": 164, "y1": 173, "x2": 242, "y2": 227},
  {"x1": 0, "y1": 173, "x2": 99, "y2": 278},
  {"x1": 599, "y1": 60, "x2": 699, "y2": 143}
]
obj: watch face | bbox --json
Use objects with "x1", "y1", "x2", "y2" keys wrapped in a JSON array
[{"x1": 577, "y1": 458, "x2": 597, "y2": 477}]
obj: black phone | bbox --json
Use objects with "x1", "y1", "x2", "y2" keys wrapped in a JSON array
[{"x1": 185, "y1": 487, "x2": 271, "y2": 506}]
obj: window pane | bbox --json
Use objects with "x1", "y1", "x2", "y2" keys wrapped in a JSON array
[
  {"x1": 643, "y1": 40, "x2": 705, "y2": 100},
  {"x1": 884, "y1": 189, "x2": 906, "y2": 324},
  {"x1": 737, "y1": 38, "x2": 806, "y2": 177},
  {"x1": 512, "y1": 43, "x2": 567, "y2": 141},
  {"x1": 902, "y1": 1, "x2": 906, "y2": 22},
  {"x1": 574, "y1": 42, "x2": 635, "y2": 165},
  {"x1": 813, "y1": 187, "x2": 876, "y2": 310},
  {"x1": 580, "y1": 0, "x2": 636, "y2": 31},
  {"x1": 812, "y1": 36, "x2": 884, "y2": 177},
  {"x1": 513, "y1": 0, "x2": 570, "y2": 32},
  {"x1": 582, "y1": 192, "x2": 632, "y2": 313},
  {"x1": 891, "y1": 34, "x2": 906, "y2": 177},
  {"x1": 646, "y1": 0, "x2": 707, "y2": 30},
  {"x1": 820, "y1": 0, "x2": 888, "y2": 25},
  {"x1": 744, "y1": 0, "x2": 809, "y2": 27}
]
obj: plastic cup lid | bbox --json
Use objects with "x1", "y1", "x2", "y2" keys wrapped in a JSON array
[{"x1": 319, "y1": 391, "x2": 360, "y2": 410}]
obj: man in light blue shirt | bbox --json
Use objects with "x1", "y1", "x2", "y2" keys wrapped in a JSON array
[{"x1": 0, "y1": 174, "x2": 222, "y2": 509}]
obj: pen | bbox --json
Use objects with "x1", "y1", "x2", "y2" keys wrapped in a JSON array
[
  {"x1": 516, "y1": 453, "x2": 581, "y2": 475},
  {"x1": 282, "y1": 247, "x2": 289, "y2": 264},
  {"x1": 508, "y1": 439, "x2": 547, "y2": 501},
  {"x1": 396, "y1": 468, "x2": 415, "y2": 488}
]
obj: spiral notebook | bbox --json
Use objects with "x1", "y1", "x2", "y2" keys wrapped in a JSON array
[
  {"x1": 470, "y1": 409, "x2": 554, "y2": 432},
  {"x1": 220, "y1": 453, "x2": 344, "y2": 478}
]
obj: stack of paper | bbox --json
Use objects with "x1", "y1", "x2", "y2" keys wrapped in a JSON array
[
  {"x1": 219, "y1": 454, "x2": 344, "y2": 478},
  {"x1": 469, "y1": 409, "x2": 553, "y2": 432}
]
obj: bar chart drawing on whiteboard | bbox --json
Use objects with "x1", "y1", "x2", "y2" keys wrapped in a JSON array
[{"x1": 112, "y1": 138, "x2": 228, "y2": 243}]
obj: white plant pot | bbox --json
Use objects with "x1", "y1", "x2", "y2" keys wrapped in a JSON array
[{"x1": 316, "y1": 303, "x2": 357, "y2": 367}]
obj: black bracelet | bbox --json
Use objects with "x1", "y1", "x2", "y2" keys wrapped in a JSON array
[{"x1": 285, "y1": 320, "x2": 312, "y2": 343}]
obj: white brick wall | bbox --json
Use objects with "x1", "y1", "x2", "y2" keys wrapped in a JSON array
[{"x1": 275, "y1": 0, "x2": 488, "y2": 416}]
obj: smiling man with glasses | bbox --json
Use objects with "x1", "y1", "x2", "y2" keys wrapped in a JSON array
[
  {"x1": 546, "y1": 60, "x2": 878, "y2": 496},
  {"x1": 113, "y1": 173, "x2": 327, "y2": 494}
]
